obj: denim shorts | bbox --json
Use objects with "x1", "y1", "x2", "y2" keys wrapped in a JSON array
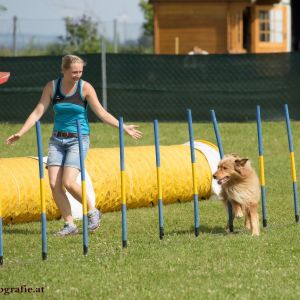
[{"x1": 46, "y1": 135, "x2": 90, "y2": 170}]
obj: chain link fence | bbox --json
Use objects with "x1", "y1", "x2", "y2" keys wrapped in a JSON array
[{"x1": 1, "y1": 53, "x2": 300, "y2": 122}]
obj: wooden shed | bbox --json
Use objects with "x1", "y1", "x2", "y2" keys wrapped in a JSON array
[{"x1": 150, "y1": 0, "x2": 291, "y2": 54}]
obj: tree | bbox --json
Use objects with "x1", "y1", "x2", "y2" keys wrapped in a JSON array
[
  {"x1": 139, "y1": 0, "x2": 154, "y2": 36},
  {"x1": 59, "y1": 15, "x2": 101, "y2": 54},
  {"x1": 0, "y1": 5, "x2": 7, "y2": 13}
]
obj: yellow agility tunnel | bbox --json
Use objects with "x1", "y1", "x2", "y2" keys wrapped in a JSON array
[{"x1": 0, "y1": 141, "x2": 219, "y2": 224}]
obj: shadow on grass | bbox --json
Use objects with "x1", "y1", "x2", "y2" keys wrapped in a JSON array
[
  {"x1": 200, "y1": 225, "x2": 228, "y2": 235},
  {"x1": 3, "y1": 228, "x2": 42, "y2": 235},
  {"x1": 165, "y1": 225, "x2": 228, "y2": 236},
  {"x1": 3, "y1": 227, "x2": 99, "y2": 236}
]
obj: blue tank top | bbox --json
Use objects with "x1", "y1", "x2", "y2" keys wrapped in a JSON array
[{"x1": 52, "y1": 78, "x2": 90, "y2": 134}]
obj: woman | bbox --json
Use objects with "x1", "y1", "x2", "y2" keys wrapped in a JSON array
[{"x1": 6, "y1": 54, "x2": 142, "y2": 236}]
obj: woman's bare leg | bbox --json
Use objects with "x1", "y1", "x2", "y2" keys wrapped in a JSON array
[
  {"x1": 62, "y1": 166, "x2": 94, "y2": 212},
  {"x1": 48, "y1": 166, "x2": 73, "y2": 224}
]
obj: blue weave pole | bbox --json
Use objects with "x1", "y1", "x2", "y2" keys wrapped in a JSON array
[
  {"x1": 35, "y1": 121, "x2": 47, "y2": 260},
  {"x1": 76, "y1": 120, "x2": 89, "y2": 255},
  {"x1": 284, "y1": 104, "x2": 299, "y2": 223},
  {"x1": 187, "y1": 109, "x2": 200, "y2": 236},
  {"x1": 210, "y1": 110, "x2": 234, "y2": 232},
  {"x1": 154, "y1": 120, "x2": 164, "y2": 239},
  {"x1": 256, "y1": 106, "x2": 268, "y2": 227},
  {"x1": 119, "y1": 117, "x2": 127, "y2": 248}
]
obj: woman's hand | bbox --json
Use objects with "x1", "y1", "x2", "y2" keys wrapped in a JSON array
[
  {"x1": 123, "y1": 125, "x2": 142, "y2": 140},
  {"x1": 6, "y1": 133, "x2": 21, "y2": 145}
]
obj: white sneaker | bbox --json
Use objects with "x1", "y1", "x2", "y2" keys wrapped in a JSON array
[
  {"x1": 88, "y1": 209, "x2": 101, "y2": 231},
  {"x1": 55, "y1": 222, "x2": 78, "y2": 236}
]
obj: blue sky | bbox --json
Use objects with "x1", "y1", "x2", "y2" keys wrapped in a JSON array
[{"x1": 0, "y1": 0, "x2": 144, "y2": 36}]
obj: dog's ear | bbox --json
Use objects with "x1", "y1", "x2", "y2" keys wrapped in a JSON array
[
  {"x1": 234, "y1": 158, "x2": 248, "y2": 174},
  {"x1": 235, "y1": 158, "x2": 248, "y2": 167}
]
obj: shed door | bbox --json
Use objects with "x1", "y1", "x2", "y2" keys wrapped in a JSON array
[
  {"x1": 252, "y1": 5, "x2": 287, "y2": 53},
  {"x1": 227, "y1": 4, "x2": 247, "y2": 53}
]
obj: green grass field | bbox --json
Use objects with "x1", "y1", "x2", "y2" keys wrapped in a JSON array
[{"x1": 1, "y1": 121, "x2": 300, "y2": 299}]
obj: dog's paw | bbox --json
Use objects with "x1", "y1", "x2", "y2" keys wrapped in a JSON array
[
  {"x1": 235, "y1": 211, "x2": 244, "y2": 218},
  {"x1": 251, "y1": 232, "x2": 260, "y2": 236}
]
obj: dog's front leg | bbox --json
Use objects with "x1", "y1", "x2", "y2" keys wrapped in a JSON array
[
  {"x1": 244, "y1": 209, "x2": 251, "y2": 231},
  {"x1": 232, "y1": 201, "x2": 244, "y2": 218},
  {"x1": 249, "y1": 203, "x2": 260, "y2": 236}
]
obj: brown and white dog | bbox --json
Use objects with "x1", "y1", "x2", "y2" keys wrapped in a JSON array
[{"x1": 213, "y1": 154, "x2": 260, "y2": 236}]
